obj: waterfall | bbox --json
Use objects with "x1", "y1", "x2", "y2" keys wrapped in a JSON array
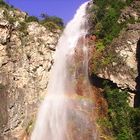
[{"x1": 31, "y1": 1, "x2": 99, "y2": 140}]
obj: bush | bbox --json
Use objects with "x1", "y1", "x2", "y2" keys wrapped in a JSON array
[
  {"x1": 89, "y1": 0, "x2": 134, "y2": 46},
  {"x1": 130, "y1": 108, "x2": 140, "y2": 139},
  {"x1": 99, "y1": 82, "x2": 140, "y2": 140},
  {"x1": 126, "y1": 0, "x2": 133, "y2": 5},
  {"x1": 0, "y1": 0, "x2": 9, "y2": 8},
  {"x1": 26, "y1": 16, "x2": 38, "y2": 23},
  {"x1": 18, "y1": 21, "x2": 28, "y2": 34},
  {"x1": 0, "y1": 83, "x2": 7, "y2": 90},
  {"x1": 96, "y1": 40, "x2": 105, "y2": 51},
  {"x1": 41, "y1": 21, "x2": 60, "y2": 31},
  {"x1": 40, "y1": 13, "x2": 64, "y2": 30}
]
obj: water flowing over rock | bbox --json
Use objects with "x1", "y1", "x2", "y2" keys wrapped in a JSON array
[{"x1": 31, "y1": 1, "x2": 100, "y2": 140}]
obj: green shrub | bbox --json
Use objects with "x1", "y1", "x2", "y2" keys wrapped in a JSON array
[
  {"x1": 130, "y1": 108, "x2": 140, "y2": 139},
  {"x1": 126, "y1": 0, "x2": 133, "y2": 5},
  {"x1": 41, "y1": 21, "x2": 60, "y2": 31},
  {"x1": 99, "y1": 82, "x2": 140, "y2": 140},
  {"x1": 18, "y1": 22, "x2": 28, "y2": 34},
  {"x1": 96, "y1": 40, "x2": 105, "y2": 51},
  {"x1": 40, "y1": 13, "x2": 64, "y2": 30},
  {"x1": 0, "y1": 0, "x2": 9, "y2": 8},
  {"x1": 0, "y1": 83, "x2": 6, "y2": 90},
  {"x1": 25, "y1": 16, "x2": 38, "y2": 23},
  {"x1": 89, "y1": 0, "x2": 134, "y2": 46}
]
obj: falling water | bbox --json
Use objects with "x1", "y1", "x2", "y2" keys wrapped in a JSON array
[{"x1": 31, "y1": 1, "x2": 99, "y2": 140}]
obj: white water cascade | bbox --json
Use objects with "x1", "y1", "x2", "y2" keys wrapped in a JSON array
[{"x1": 31, "y1": 1, "x2": 99, "y2": 140}]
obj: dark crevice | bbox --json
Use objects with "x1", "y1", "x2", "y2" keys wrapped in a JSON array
[
  {"x1": 48, "y1": 46, "x2": 56, "y2": 51},
  {"x1": 89, "y1": 73, "x2": 118, "y2": 89},
  {"x1": 0, "y1": 62, "x2": 8, "y2": 67},
  {"x1": 89, "y1": 39, "x2": 140, "y2": 107},
  {"x1": 89, "y1": 73, "x2": 135, "y2": 93},
  {"x1": 134, "y1": 39, "x2": 140, "y2": 107},
  {"x1": 26, "y1": 54, "x2": 31, "y2": 60}
]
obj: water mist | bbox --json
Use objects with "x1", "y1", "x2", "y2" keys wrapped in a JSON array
[{"x1": 31, "y1": 1, "x2": 99, "y2": 140}]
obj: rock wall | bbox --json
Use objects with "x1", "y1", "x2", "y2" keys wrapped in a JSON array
[
  {"x1": 89, "y1": 0, "x2": 140, "y2": 107},
  {"x1": 0, "y1": 7, "x2": 61, "y2": 140},
  {"x1": 0, "y1": 1, "x2": 140, "y2": 139},
  {"x1": 97, "y1": 23, "x2": 140, "y2": 91}
]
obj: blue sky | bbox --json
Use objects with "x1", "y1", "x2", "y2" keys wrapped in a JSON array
[{"x1": 5, "y1": 0, "x2": 88, "y2": 24}]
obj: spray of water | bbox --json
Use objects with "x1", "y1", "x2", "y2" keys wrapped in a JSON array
[{"x1": 31, "y1": 1, "x2": 99, "y2": 140}]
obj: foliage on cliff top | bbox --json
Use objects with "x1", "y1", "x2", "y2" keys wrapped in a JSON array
[
  {"x1": 0, "y1": 0, "x2": 10, "y2": 8},
  {"x1": 88, "y1": 0, "x2": 139, "y2": 74},
  {"x1": 39, "y1": 13, "x2": 64, "y2": 31},
  {"x1": 89, "y1": 0, "x2": 133, "y2": 45},
  {"x1": 2, "y1": 0, "x2": 64, "y2": 31},
  {"x1": 25, "y1": 14, "x2": 64, "y2": 31}
]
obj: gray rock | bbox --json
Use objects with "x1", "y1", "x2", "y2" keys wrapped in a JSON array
[
  {"x1": 97, "y1": 23, "x2": 140, "y2": 91},
  {"x1": 0, "y1": 7, "x2": 61, "y2": 140}
]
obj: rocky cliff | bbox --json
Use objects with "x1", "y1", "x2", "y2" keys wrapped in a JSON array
[
  {"x1": 88, "y1": 0, "x2": 140, "y2": 139},
  {"x1": 0, "y1": 6, "x2": 61, "y2": 140},
  {"x1": 89, "y1": 0, "x2": 140, "y2": 107},
  {"x1": 0, "y1": 0, "x2": 140, "y2": 140}
]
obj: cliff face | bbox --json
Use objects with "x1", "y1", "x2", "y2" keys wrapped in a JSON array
[
  {"x1": 88, "y1": 1, "x2": 140, "y2": 139},
  {"x1": 0, "y1": 0, "x2": 140, "y2": 140},
  {"x1": 97, "y1": 1, "x2": 140, "y2": 91},
  {"x1": 89, "y1": 0, "x2": 140, "y2": 106},
  {"x1": 97, "y1": 23, "x2": 140, "y2": 90},
  {"x1": 0, "y1": 6, "x2": 61, "y2": 140}
]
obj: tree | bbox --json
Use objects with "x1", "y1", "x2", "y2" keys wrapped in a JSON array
[{"x1": 40, "y1": 13, "x2": 64, "y2": 28}]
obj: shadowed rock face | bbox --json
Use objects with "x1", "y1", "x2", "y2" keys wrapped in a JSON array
[
  {"x1": 0, "y1": 7, "x2": 61, "y2": 140},
  {"x1": 135, "y1": 39, "x2": 140, "y2": 107}
]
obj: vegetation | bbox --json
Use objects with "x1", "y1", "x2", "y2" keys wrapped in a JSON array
[
  {"x1": 89, "y1": 0, "x2": 139, "y2": 75},
  {"x1": 25, "y1": 16, "x2": 39, "y2": 22},
  {"x1": 0, "y1": 0, "x2": 10, "y2": 9},
  {"x1": 89, "y1": 0, "x2": 134, "y2": 46},
  {"x1": 0, "y1": 83, "x2": 7, "y2": 90},
  {"x1": 25, "y1": 119, "x2": 34, "y2": 136},
  {"x1": 40, "y1": 13, "x2": 64, "y2": 31},
  {"x1": 18, "y1": 21, "x2": 28, "y2": 34},
  {"x1": 89, "y1": 2, "x2": 140, "y2": 138},
  {"x1": 25, "y1": 14, "x2": 64, "y2": 31},
  {"x1": 1, "y1": 0, "x2": 64, "y2": 32},
  {"x1": 98, "y1": 82, "x2": 140, "y2": 140},
  {"x1": 95, "y1": 40, "x2": 105, "y2": 51}
]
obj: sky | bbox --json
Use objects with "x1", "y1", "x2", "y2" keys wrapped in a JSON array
[{"x1": 5, "y1": 0, "x2": 88, "y2": 24}]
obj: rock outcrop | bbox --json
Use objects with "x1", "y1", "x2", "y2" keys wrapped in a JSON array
[
  {"x1": 0, "y1": 6, "x2": 61, "y2": 140},
  {"x1": 0, "y1": 0, "x2": 140, "y2": 139},
  {"x1": 97, "y1": 23, "x2": 140, "y2": 91},
  {"x1": 89, "y1": 0, "x2": 140, "y2": 106},
  {"x1": 89, "y1": 0, "x2": 140, "y2": 107}
]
